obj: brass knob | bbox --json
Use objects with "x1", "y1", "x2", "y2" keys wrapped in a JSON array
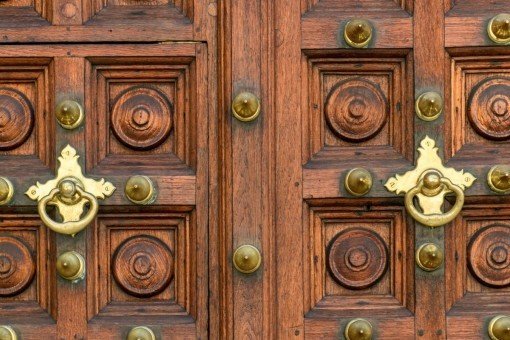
[
  {"x1": 125, "y1": 176, "x2": 156, "y2": 205},
  {"x1": 343, "y1": 19, "x2": 373, "y2": 48},
  {"x1": 233, "y1": 245, "x2": 262, "y2": 274},
  {"x1": 345, "y1": 168, "x2": 372, "y2": 196},
  {"x1": 415, "y1": 92, "x2": 443, "y2": 121},
  {"x1": 489, "y1": 315, "x2": 510, "y2": 340},
  {"x1": 55, "y1": 100, "x2": 84, "y2": 130},
  {"x1": 345, "y1": 318, "x2": 373, "y2": 340},
  {"x1": 232, "y1": 92, "x2": 261, "y2": 122},
  {"x1": 127, "y1": 326, "x2": 156, "y2": 340},
  {"x1": 56, "y1": 251, "x2": 85, "y2": 281},
  {"x1": 488, "y1": 165, "x2": 510, "y2": 194},
  {"x1": 0, "y1": 177, "x2": 14, "y2": 205},
  {"x1": 488, "y1": 14, "x2": 510, "y2": 45},
  {"x1": 416, "y1": 243, "x2": 444, "y2": 272},
  {"x1": 0, "y1": 326, "x2": 17, "y2": 340}
]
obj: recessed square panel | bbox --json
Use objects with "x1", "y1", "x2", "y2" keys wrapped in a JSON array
[
  {"x1": 303, "y1": 52, "x2": 413, "y2": 164},
  {"x1": 0, "y1": 60, "x2": 54, "y2": 172},
  {"x1": 0, "y1": 216, "x2": 52, "y2": 317},
  {"x1": 88, "y1": 213, "x2": 193, "y2": 319},
  {"x1": 86, "y1": 57, "x2": 197, "y2": 173},
  {"x1": 306, "y1": 204, "x2": 412, "y2": 315}
]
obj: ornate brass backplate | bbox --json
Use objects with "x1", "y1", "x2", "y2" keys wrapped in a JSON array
[
  {"x1": 385, "y1": 136, "x2": 476, "y2": 227},
  {"x1": 26, "y1": 145, "x2": 115, "y2": 235}
]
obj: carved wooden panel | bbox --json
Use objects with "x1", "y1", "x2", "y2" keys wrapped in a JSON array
[
  {"x1": 449, "y1": 56, "x2": 510, "y2": 158},
  {"x1": 446, "y1": 206, "x2": 510, "y2": 313},
  {"x1": 85, "y1": 0, "x2": 193, "y2": 24},
  {"x1": 306, "y1": 203, "x2": 412, "y2": 315},
  {"x1": 86, "y1": 57, "x2": 196, "y2": 173},
  {"x1": 0, "y1": 1, "x2": 49, "y2": 23},
  {"x1": 303, "y1": 52, "x2": 412, "y2": 163},
  {"x1": 0, "y1": 215, "x2": 52, "y2": 317},
  {"x1": 0, "y1": 60, "x2": 53, "y2": 172},
  {"x1": 87, "y1": 212, "x2": 193, "y2": 319}
]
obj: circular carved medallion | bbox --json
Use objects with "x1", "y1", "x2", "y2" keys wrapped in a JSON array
[
  {"x1": 112, "y1": 235, "x2": 174, "y2": 297},
  {"x1": 0, "y1": 87, "x2": 34, "y2": 150},
  {"x1": 0, "y1": 236, "x2": 35, "y2": 296},
  {"x1": 325, "y1": 78, "x2": 388, "y2": 142},
  {"x1": 110, "y1": 86, "x2": 173, "y2": 150},
  {"x1": 468, "y1": 224, "x2": 510, "y2": 287},
  {"x1": 467, "y1": 77, "x2": 510, "y2": 140},
  {"x1": 327, "y1": 228, "x2": 388, "y2": 289}
]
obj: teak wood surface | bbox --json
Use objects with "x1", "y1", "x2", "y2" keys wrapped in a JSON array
[{"x1": 0, "y1": 0, "x2": 509, "y2": 339}]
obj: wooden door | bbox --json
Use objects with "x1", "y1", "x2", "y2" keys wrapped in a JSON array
[
  {"x1": 0, "y1": 2, "x2": 216, "y2": 339},
  {"x1": 270, "y1": 0, "x2": 510, "y2": 339}
]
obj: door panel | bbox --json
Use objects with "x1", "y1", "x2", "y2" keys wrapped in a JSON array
[{"x1": 0, "y1": 43, "x2": 209, "y2": 339}]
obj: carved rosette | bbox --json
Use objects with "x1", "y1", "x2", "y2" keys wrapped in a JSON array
[
  {"x1": 325, "y1": 78, "x2": 388, "y2": 142},
  {"x1": 0, "y1": 87, "x2": 34, "y2": 150},
  {"x1": 112, "y1": 235, "x2": 174, "y2": 297},
  {"x1": 0, "y1": 236, "x2": 35, "y2": 296},
  {"x1": 110, "y1": 85, "x2": 173, "y2": 150},
  {"x1": 467, "y1": 77, "x2": 510, "y2": 140},
  {"x1": 327, "y1": 228, "x2": 388, "y2": 289},
  {"x1": 468, "y1": 225, "x2": 510, "y2": 287}
]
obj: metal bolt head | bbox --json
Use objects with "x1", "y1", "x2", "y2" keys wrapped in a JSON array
[
  {"x1": 416, "y1": 243, "x2": 444, "y2": 272},
  {"x1": 56, "y1": 251, "x2": 85, "y2": 281},
  {"x1": 416, "y1": 92, "x2": 443, "y2": 121},
  {"x1": 232, "y1": 92, "x2": 261, "y2": 122},
  {"x1": 125, "y1": 176, "x2": 156, "y2": 205},
  {"x1": 488, "y1": 14, "x2": 510, "y2": 44},
  {"x1": 127, "y1": 326, "x2": 156, "y2": 340},
  {"x1": 343, "y1": 19, "x2": 373, "y2": 48},
  {"x1": 233, "y1": 245, "x2": 262, "y2": 274},
  {"x1": 55, "y1": 100, "x2": 84, "y2": 130},
  {"x1": 345, "y1": 318, "x2": 373, "y2": 340},
  {"x1": 489, "y1": 315, "x2": 510, "y2": 340},
  {"x1": 345, "y1": 168, "x2": 373, "y2": 196}
]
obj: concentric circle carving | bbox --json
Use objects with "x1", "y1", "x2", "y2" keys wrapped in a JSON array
[
  {"x1": 110, "y1": 86, "x2": 173, "y2": 150},
  {"x1": 0, "y1": 236, "x2": 35, "y2": 296},
  {"x1": 467, "y1": 77, "x2": 510, "y2": 140},
  {"x1": 112, "y1": 235, "x2": 174, "y2": 297},
  {"x1": 0, "y1": 87, "x2": 34, "y2": 150},
  {"x1": 468, "y1": 224, "x2": 510, "y2": 287},
  {"x1": 327, "y1": 228, "x2": 388, "y2": 289},
  {"x1": 325, "y1": 78, "x2": 388, "y2": 142}
]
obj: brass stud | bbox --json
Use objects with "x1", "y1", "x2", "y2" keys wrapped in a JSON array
[
  {"x1": 488, "y1": 14, "x2": 510, "y2": 45},
  {"x1": 232, "y1": 92, "x2": 261, "y2": 122},
  {"x1": 345, "y1": 318, "x2": 373, "y2": 340},
  {"x1": 0, "y1": 326, "x2": 17, "y2": 340},
  {"x1": 55, "y1": 100, "x2": 84, "y2": 130},
  {"x1": 0, "y1": 177, "x2": 14, "y2": 205},
  {"x1": 56, "y1": 251, "x2": 85, "y2": 281},
  {"x1": 488, "y1": 165, "x2": 510, "y2": 194},
  {"x1": 416, "y1": 243, "x2": 444, "y2": 272},
  {"x1": 415, "y1": 92, "x2": 444, "y2": 121},
  {"x1": 233, "y1": 245, "x2": 262, "y2": 274},
  {"x1": 125, "y1": 175, "x2": 156, "y2": 205},
  {"x1": 344, "y1": 19, "x2": 373, "y2": 48},
  {"x1": 127, "y1": 326, "x2": 156, "y2": 340},
  {"x1": 489, "y1": 315, "x2": 510, "y2": 340},
  {"x1": 345, "y1": 168, "x2": 373, "y2": 196}
]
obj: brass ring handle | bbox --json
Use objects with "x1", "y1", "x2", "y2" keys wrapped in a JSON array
[
  {"x1": 405, "y1": 177, "x2": 464, "y2": 228},
  {"x1": 38, "y1": 186, "x2": 98, "y2": 235}
]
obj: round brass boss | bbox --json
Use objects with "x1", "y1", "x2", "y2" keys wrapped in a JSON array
[
  {"x1": 0, "y1": 177, "x2": 14, "y2": 205},
  {"x1": 56, "y1": 251, "x2": 85, "y2": 281},
  {"x1": 345, "y1": 318, "x2": 373, "y2": 340},
  {"x1": 345, "y1": 168, "x2": 373, "y2": 196},
  {"x1": 55, "y1": 100, "x2": 84, "y2": 130},
  {"x1": 125, "y1": 175, "x2": 156, "y2": 205},
  {"x1": 416, "y1": 243, "x2": 444, "y2": 272},
  {"x1": 488, "y1": 165, "x2": 510, "y2": 194},
  {"x1": 233, "y1": 245, "x2": 262, "y2": 274},
  {"x1": 344, "y1": 19, "x2": 373, "y2": 48},
  {"x1": 127, "y1": 326, "x2": 156, "y2": 340},
  {"x1": 488, "y1": 14, "x2": 510, "y2": 45},
  {"x1": 232, "y1": 92, "x2": 261, "y2": 122},
  {"x1": 489, "y1": 315, "x2": 510, "y2": 340},
  {"x1": 0, "y1": 326, "x2": 17, "y2": 340},
  {"x1": 416, "y1": 92, "x2": 443, "y2": 121}
]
